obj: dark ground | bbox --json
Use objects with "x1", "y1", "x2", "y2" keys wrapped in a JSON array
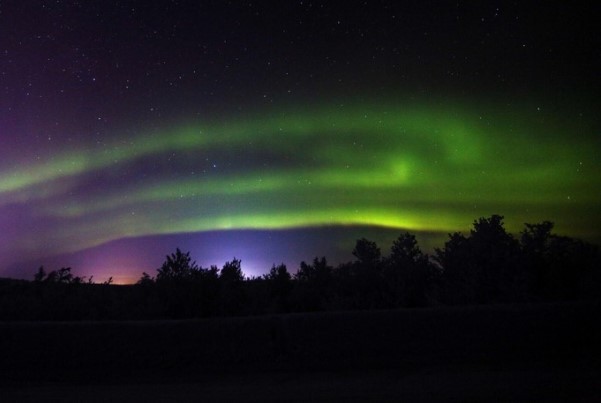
[{"x1": 1, "y1": 302, "x2": 600, "y2": 401}]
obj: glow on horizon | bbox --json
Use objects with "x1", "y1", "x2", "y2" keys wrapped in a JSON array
[{"x1": 0, "y1": 101, "x2": 599, "y2": 272}]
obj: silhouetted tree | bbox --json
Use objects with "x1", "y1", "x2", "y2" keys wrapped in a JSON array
[
  {"x1": 470, "y1": 215, "x2": 523, "y2": 301},
  {"x1": 521, "y1": 221, "x2": 555, "y2": 255},
  {"x1": 220, "y1": 258, "x2": 244, "y2": 283},
  {"x1": 329, "y1": 261, "x2": 357, "y2": 310},
  {"x1": 390, "y1": 232, "x2": 423, "y2": 263},
  {"x1": 520, "y1": 221, "x2": 554, "y2": 298},
  {"x1": 220, "y1": 258, "x2": 246, "y2": 315},
  {"x1": 37, "y1": 267, "x2": 79, "y2": 284},
  {"x1": 352, "y1": 238, "x2": 381, "y2": 266},
  {"x1": 520, "y1": 222, "x2": 600, "y2": 300},
  {"x1": 384, "y1": 232, "x2": 438, "y2": 307},
  {"x1": 436, "y1": 232, "x2": 472, "y2": 304},
  {"x1": 58, "y1": 267, "x2": 75, "y2": 283},
  {"x1": 137, "y1": 272, "x2": 154, "y2": 285},
  {"x1": 155, "y1": 248, "x2": 204, "y2": 317},
  {"x1": 266, "y1": 263, "x2": 292, "y2": 312},
  {"x1": 351, "y1": 238, "x2": 384, "y2": 308},
  {"x1": 156, "y1": 248, "x2": 199, "y2": 282},
  {"x1": 34, "y1": 266, "x2": 46, "y2": 282},
  {"x1": 199, "y1": 265, "x2": 221, "y2": 316},
  {"x1": 293, "y1": 257, "x2": 333, "y2": 311},
  {"x1": 437, "y1": 215, "x2": 522, "y2": 304}
]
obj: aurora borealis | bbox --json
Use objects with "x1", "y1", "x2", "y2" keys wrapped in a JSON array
[{"x1": 1, "y1": 2, "x2": 598, "y2": 283}]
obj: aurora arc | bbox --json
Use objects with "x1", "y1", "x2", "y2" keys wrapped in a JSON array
[{"x1": 1, "y1": 102, "x2": 599, "y2": 269}]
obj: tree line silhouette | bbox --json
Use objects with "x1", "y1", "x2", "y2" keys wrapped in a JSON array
[{"x1": 0, "y1": 215, "x2": 599, "y2": 320}]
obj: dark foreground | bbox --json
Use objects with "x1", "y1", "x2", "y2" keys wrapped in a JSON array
[{"x1": 1, "y1": 302, "x2": 600, "y2": 401}]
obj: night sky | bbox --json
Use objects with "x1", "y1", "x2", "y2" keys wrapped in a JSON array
[{"x1": 1, "y1": 1, "x2": 599, "y2": 283}]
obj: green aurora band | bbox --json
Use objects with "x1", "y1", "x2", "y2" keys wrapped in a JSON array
[{"x1": 1, "y1": 101, "x2": 599, "y2": 258}]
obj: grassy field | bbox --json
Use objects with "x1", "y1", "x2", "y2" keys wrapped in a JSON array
[{"x1": 1, "y1": 302, "x2": 600, "y2": 401}]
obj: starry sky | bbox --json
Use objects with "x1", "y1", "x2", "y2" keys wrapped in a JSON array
[{"x1": 1, "y1": 1, "x2": 599, "y2": 283}]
